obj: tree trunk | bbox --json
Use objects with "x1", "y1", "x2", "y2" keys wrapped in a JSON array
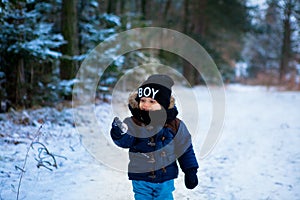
[
  {"x1": 194, "y1": 0, "x2": 207, "y2": 37},
  {"x1": 279, "y1": 0, "x2": 292, "y2": 83},
  {"x1": 182, "y1": 0, "x2": 204, "y2": 86},
  {"x1": 141, "y1": 0, "x2": 147, "y2": 19},
  {"x1": 194, "y1": 0, "x2": 208, "y2": 84},
  {"x1": 182, "y1": 0, "x2": 194, "y2": 85},
  {"x1": 120, "y1": 0, "x2": 125, "y2": 14},
  {"x1": 163, "y1": 0, "x2": 172, "y2": 19},
  {"x1": 107, "y1": 0, "x2": 117, "y2": 14},
  {"x1": 183, "y1": 0, "x2": 190, "y2": 33},
  {"x1": 60, "y1": 0, "x2": 78, "y2": 80},
  {"x1": 135, "y1": 0, "x2": 140, "y2": 14},
  {"x1": 78, "y1": 0, "x2": 88, "y2": 55},
  {"x1": 16, "y1": 59, "x2": 26, "y2": 106}
]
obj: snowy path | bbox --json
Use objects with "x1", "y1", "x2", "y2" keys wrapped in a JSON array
[
  {"x1": 195, "y1": 86, "x2": 300, "y2": 199},
  {"x1": 0, "y1": 85, "x2": 300, "y2": 200}
]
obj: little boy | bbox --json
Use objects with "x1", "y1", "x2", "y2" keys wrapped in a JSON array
[{"x1": 110, "y1": 74, "x2": 198, "y2": 200}]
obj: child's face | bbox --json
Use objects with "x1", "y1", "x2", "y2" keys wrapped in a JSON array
[{"x1": 139, "y1": 97, "x2": 162, "y2": 111}]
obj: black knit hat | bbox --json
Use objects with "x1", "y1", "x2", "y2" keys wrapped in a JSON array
[{"x1": 136, "y1": 74, "x2": 174, "y2": 110}]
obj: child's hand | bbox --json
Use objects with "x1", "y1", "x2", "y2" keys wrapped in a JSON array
[
  {"x1": 184, "y1": 168, "x2": 198, "y2": 189},
  {"x1": 112, "y1": 117, "x2": 128, "y2": 134}
]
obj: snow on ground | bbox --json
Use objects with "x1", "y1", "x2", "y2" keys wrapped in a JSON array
[{"x1": 0, "y1": 84, "x2": 299, "y2": 200}]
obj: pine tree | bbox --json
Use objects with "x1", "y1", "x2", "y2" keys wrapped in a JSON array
[
  {"x1": 242, "y1": 0, "x2": 299, "y2": 84},
  {"x1": 0, "y1": 1, "x2": 64, "y2": 107},
  {"x1": 180, "y1": 0, "x2": 251, "y2": 84}
]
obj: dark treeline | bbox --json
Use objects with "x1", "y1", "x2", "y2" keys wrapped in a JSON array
[{"x1": 0, "y1": 0, "x2": 299, "y2": 110}]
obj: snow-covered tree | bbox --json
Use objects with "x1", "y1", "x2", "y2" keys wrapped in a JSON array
[
  {"x1": 242, "y1": 0, "x2": 300, "y2": 83},
  {"x1": 78, "y1": 0, "x2": 121, "y2": 54},
  {"x1": 243, "y1": 0, "x2": 282, "y2": 76},
  {"x1": 0, "y1": 0, "x2": 64, "y2": 106}
]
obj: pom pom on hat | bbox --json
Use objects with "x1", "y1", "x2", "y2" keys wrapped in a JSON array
[
  {"x1": 136, "y1": 74, "x2": 174, "y2": 110},
  {"x1": 141, "y1": 74, "x2": 174, "y2": 89}
]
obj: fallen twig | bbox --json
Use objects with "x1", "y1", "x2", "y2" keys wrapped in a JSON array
[
  {"x1": 31, "y1": 141, "x2": 67, "y2": 171},
  {"x1": 16, "y1": 124, "x2": 43, "y2": 200},
  {"x1": 15, "y1": 123, "x2": 68, "y2": 200}
]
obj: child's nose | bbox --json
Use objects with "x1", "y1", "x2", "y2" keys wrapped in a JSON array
[
  {"x1": 142, "y1": 102, "x2": 151, "y2": 110},
  {"x1": 143, "y1": 103, "x2": 150, "y2": 109}
]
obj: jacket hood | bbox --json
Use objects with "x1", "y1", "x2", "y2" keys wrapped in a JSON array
[{"x1": 128, "y1": 92, "x2": 178, "y2": 124}]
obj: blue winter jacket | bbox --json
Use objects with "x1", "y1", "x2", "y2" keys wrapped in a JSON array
[{"x1": 110, "y1": 93, "x2": 199, "y2": 183}]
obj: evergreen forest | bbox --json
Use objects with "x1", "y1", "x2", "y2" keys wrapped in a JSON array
[{"x1": 0, "y1": 0, "x2": 299, "y2": 110}]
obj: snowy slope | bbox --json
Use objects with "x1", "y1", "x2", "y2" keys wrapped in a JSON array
[{"x1": 0, "y1": 85, "x2": 299, "y2": 200}]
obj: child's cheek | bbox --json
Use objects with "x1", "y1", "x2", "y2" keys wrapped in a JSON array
[
  {"x1": 139, "y1": 103, "x2": 145, "y2": 110},
  {"x1": 151, "y1": 103, "x2": 162, "y2": 111}
]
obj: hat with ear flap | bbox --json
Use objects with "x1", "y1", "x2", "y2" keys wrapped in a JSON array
[{"x1": 136, "y1": 74, "x2": 174, "y2": 110}]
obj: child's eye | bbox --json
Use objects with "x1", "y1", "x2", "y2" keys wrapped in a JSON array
[
  {"x1": 150, "y1": 100, "x2": 156, "y2": 104},
  {"x1": 140, "y1": 99, "x2": 146, "y2": 103}
]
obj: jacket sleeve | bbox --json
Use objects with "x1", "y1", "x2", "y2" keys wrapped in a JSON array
[
  {"x1": 174, "y1": 121, "x2": 199, "y2": 172},
  {"x1": 110, "y1": 117, "x2": 135, "y2": 148}
]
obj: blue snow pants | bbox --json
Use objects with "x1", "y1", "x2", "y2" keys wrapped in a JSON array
[{"x1": 132, "y1": 179, "x2": 175, "y2": 200}]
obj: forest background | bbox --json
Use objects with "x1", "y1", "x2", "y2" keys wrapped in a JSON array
[{"x1": 0, "y1": 0, "x2": 299, "y2": 110}]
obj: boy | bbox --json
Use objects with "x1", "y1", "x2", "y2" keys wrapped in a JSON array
[{"x1": 110, "y1": 74, "x2": 198, "y2": 200}]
